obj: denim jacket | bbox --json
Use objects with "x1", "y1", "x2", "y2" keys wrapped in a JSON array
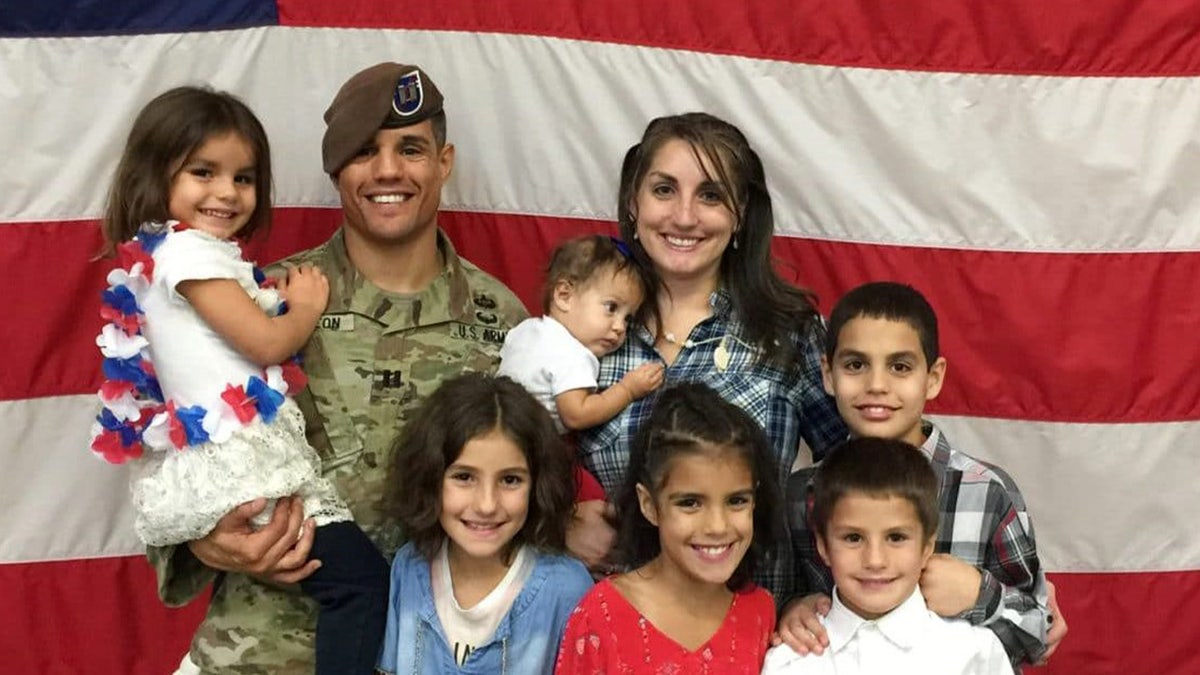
[{"x1": 378, "y1": 542, "x2": 593, "y2": 675}]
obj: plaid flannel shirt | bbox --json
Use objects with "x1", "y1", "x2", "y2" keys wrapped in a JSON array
[
  {"x1": 787, "y1": 421, "x2": 1050, "y2": 669},
  {"x1": 578, "y1": 289, "x2": 847, "y2": 598}
]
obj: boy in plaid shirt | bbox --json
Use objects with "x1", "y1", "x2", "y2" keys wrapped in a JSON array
[{"x1": 776, "y1": 282, "x2": 1066, "y2": 670}]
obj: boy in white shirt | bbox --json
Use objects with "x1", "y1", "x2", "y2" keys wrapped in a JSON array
[{"x1": 762, "y1": 437, "x2": 1011, "y2": 674}]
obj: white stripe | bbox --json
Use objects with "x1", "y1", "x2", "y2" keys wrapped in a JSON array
[
  {"x1": 0, "y1": 395, "x2": 144, "y2": 563},
  {"x1": 2, "y1": 394, "x2": 1196, "y2": 573},
  {"x1": 930, "y1": 414, "x2": 1199, "y2": 574},
  {"x1": 2, "y1": 29, "x2": 1200, "y2": 252}
]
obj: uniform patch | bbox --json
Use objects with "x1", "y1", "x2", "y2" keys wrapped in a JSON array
[
  {"x1": 392, "y1": 70, "x2": 424, "y2": 117},
  {"x1": 375, "y1": 369, "x2": 405, "y2": 389},
  {"x1": 319, "y1": 314, "x2": 355, "y2": 331},
  {"x1": 473, "y1": 293, "x2": 497, "y2": 309},
  {"x1": 449, "y1": 322, "x2": 507, "y2": 345}
]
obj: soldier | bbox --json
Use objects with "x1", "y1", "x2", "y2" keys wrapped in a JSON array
[{"x1": 150, "y1": 62, "x2": 529, "y2": 674}]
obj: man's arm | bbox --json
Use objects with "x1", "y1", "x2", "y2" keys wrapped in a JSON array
[
  {"x1": 148, "y1": 496, "x2": 320, "y2": 605},
  {"x1": 186, "y1": 496, "x2": 320, "y2": 582},
  {"x1": 146, "y1": 543, "x2": 218, "y2": 607}
]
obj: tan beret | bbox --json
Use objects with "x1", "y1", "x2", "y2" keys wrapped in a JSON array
[{"x1": 321, "y1": 62, "x2": 445, "y2": 174}]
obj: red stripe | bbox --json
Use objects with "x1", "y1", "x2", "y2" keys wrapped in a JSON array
[
  {"x1": 0, "y1": 561, "x2": 1182, "y2": 674},
  {"x1": 0, "y1": 210, "x2": 601, "y2": 402},
  {"x1": 0, "y1": 217, "x2": 337, "y2": 402},
  {"x1": 276, "y1": 0, "x2": 1200, "y2": 75},
  {"x1": 5, "y1": 210, "x2": 1197, "y2": 423},
  {"x1": 0, "y1": 557, "x2": 207, "y2": 675},
  {"x1": 1, "y1": 220, "x2": 112, "y2": 401},
  {"x1": 1041, "y1": 571, "x2": 1200, "y2": 675},
  {"x1": 781, "y1": 238, "x2": 1200, "y2": 424}
]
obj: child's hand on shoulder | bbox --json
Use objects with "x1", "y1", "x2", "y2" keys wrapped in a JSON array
[
  {"x1": 279, "y1": 263, "x2": 330, "y2": 318},
  {"x1": 619, "y1": 362, "x2": 664, "y2": 400},
  {"x1": 773, "y1": 593, "x2": 831, "y2": 655}
]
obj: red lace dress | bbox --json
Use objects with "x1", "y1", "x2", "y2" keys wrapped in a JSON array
[{"x1": 554, "y1": 578, "x2": 775, "y2": 675}]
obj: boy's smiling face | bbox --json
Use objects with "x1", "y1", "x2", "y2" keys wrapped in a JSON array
[
  {"x1": 822, "y1": 316, "x2": 946, "y2": 448},
  {"x1": 817, "y1": 491, "x2": 935, "y2": 620}
]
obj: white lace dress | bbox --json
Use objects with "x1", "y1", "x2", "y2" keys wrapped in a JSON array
[{"x1": 90, "y1": 223, "x2": 351, "y2": 546}]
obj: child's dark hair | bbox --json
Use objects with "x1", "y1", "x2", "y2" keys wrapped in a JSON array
[
  {"x1": 826, "y1": 282, "x2": 939, "y2": 368},
  {"x1": 614, "y1": 382, "x2": 784, "y2": 591},
  {"x1": 100, "y1": 86, "x2": 273, "y2": 256},
  {"x1": 540, "y1": 234, "x2": 647, "y2": 313},
  {"x1": 385, "y1": 373, "x2": 574, "y2": 561},
  {"x1": 811, "y1": 437, "x2": 939, "y2": 542}
]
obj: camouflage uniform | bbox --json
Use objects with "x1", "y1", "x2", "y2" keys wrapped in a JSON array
[{"x1": 147, "y1": 228, "x2": 527, "y2": 674}]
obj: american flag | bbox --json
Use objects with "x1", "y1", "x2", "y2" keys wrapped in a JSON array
[{"x1": 2, "y1": 1, "x2": 1196, "y2": 673}]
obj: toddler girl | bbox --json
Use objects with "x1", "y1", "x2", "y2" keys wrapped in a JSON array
[
  {"x1": 378, "y1": 373, "x2": 593, "y2": 673},
  {"x1": 89, "y1": 85, "x2": 386, "y2": 675},
  {"x1": 554, "y1": 382, "x2": 783, "y2": 673}
]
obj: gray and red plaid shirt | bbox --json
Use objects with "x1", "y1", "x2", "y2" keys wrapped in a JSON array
[
  {"x1": 578, "y1": 289, "x2": 848, "y2": 599},
  {"x1": 787, "y1": 421, "x2": 1050, "y2": 669}
]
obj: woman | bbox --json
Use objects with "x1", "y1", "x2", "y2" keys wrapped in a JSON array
[{"x1": 576, "y1": 112, "x2": 848, "y2": 598}]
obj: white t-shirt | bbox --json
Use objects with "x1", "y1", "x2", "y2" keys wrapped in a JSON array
[
  {"x1": 117, "y1": 225, "x2": 350, "y2": 546},
  {"x1": 432, "y1": 543, "x2": 534, "y2": 666},
  {"x1": 761, "y1": 588, "x2": 1011, "y2": 675},
  {"x1": 139, "y1": 227, "x2": 280, "y2": 407},
  {"x1": 497, "y1": 316, "x2": 598, "y2": 433}
]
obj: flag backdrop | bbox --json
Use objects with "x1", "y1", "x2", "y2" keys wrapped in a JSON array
[{"x1": 2, "y1": 1, "x2": 1197, "y2": 673}]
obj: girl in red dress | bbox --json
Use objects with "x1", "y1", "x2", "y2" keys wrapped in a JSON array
[{"x1": 555, "y1": 383, "x2": 785, "y2": 674}]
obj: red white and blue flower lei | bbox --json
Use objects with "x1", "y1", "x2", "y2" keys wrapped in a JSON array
[{"x1": 89, "y1": 222, "x2": 307, "y2": 464}]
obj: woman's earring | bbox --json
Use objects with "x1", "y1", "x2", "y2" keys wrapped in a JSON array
[
  {"x1": 732, "y1": 233, "x2": 739, "y2": 249},
  {"x1": 633, "y1": 230, "x2": 639, "y2": 241}
]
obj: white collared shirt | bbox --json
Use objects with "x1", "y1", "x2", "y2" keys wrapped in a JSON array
[{"x1": 761, "y1": 588, "x2": 1012, "y2": 675}]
